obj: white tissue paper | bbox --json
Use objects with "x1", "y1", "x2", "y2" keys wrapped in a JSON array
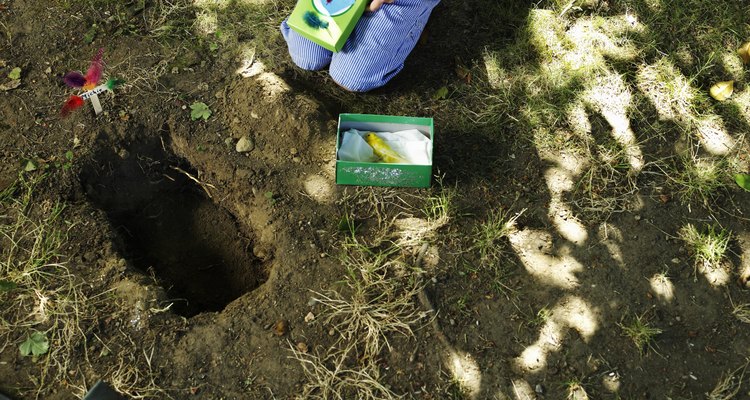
[{"x1": 338, "y1": 129, "x2": 432, "y2": 165}]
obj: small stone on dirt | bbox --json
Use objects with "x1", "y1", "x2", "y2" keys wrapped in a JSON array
[
  {"x1": 304, "y1": 312, "x2": 315, "y2": 322},
  {"x1": 290, "y1": 148, "x2": 298, "y2": 156},
  {"x1": 272, "y1": 320, "x2": 287, "y2": 336},
  {"x1": 224, "y1": 137, "x2": 234, "y2": 147},
  {"x1": 671, "y1": 258, "x2": 680, "y2": 264},
  {"x1": 296, "y1": 342, "x2": 308, "y2": 353},
  {"x1": 236, "y1": 136, "x2": 255, "y2": 153}
]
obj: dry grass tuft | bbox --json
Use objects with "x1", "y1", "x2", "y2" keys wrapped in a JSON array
[
  {"x1": 292, "y1": 230, "x2": 428, "y2": 399},
  {"x1": 1, "y1": 174, "x2": 168, "y2": 399},
  {"x1": 708, "y1": 361, "x2": 748, "y2": 400}
]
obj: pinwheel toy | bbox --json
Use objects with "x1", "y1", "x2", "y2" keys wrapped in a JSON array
[{"x1": 61, "y1": 48, "x2": 123, "y2": 117}]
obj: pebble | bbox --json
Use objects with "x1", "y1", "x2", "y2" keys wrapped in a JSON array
[
  {"x1": 296, "y1": 342, "x2": 309, "y2": 353},
  {"x1": 224, "y1": 137, "x2": 234, "y2": 147},
  {"x1": 293, "y1": 157, "x2": 301, "y2": 163},
  {"x1": 304, "y1": 312, "x2": 315, "y2": 322},
  {"x1": 535, "y1": 384, "x2": 544, "y2": 394},
  {"x1": 236, "y1": 136, "x2": 255, "y2": 153},
  {"x1": 290, "y1": 148, "x2": 299, "y2": 156},
  {"x1": 671, "y1": 258, "x2": 680, "y2": 264}
]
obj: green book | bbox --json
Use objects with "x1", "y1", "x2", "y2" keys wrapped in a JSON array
[{"x1": 287, "y1": 0, "x2": 368, "y2": 52}]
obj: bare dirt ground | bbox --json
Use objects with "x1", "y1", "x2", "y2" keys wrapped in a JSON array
[{"x1": 2, "y1": 0, "x2": 750, "y2": 399}]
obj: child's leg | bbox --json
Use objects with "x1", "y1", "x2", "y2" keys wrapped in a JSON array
[
  {"x1": 280, "y1": 19, "x2": 333, "y2": 70},
  {"x1": 329, "y1": 0, "x2": 440, "y2": 92}
]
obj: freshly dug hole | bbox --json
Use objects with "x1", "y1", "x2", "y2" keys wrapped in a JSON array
[{"x1": 81, "y1": 136, "x2": 266, "y2": 317}]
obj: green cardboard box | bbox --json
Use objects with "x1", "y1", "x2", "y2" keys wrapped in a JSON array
[
  {"x1": 336, "y1": 114, "x2": 434, "y2": 188},
  {"x1": 287, "y1": 0, "x2": 368, "y2": 52}
]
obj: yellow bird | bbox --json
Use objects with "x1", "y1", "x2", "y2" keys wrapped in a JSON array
[{"x1": 365, "y1": 133, "x2": 408, "y2": 164}]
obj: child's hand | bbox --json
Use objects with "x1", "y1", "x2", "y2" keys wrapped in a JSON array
[{"x1": 369, "y1": 0, "x2": 394, "y2": 12}]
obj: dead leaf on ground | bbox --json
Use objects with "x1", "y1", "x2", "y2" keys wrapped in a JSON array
[
  {"x1": 709, "y1": 80, "x2": 734, "y2": 101},
  {"x1": 272, "y1": 320, "x2": 287, "y2": 336},
  {"x1": 454, "y1": 57, "x2": 472, "y2": 84},
  {"x1": 304, "y1": 312, "x2": 315, "y2": 323},
  {"x1": 456, "y1": 66, "x2": 472, "y2": 84},
  {"x1": 296, "y1": 342, "x2": 308, "y2": 353},
  {"x1": 739, "y1": 41, "x2": 750, "y2": 64},
  {"x1": 432, "y1": 86, "x2": 448, "y2": 100}
]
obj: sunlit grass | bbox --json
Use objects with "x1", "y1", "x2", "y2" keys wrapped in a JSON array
[
  {"x1": 472, "y1": 208, "x2": 523, "y2": 265},
  {"x1": 636, "y1": 58, "x2": 699, "y2": 122},
  {"x1": 565, "y1": 378, "x2": 590, "y2": 400},
  {"x1": 679, "y1": 223, "x2": 731, "y2": 275},
  {"x1": 669, "y1": 154, "x2": 727, "y2": 206}
]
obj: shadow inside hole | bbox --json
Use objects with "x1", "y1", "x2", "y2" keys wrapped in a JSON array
[{"x1": 82, "y1": 136, "x2": 266, "y2": 317}]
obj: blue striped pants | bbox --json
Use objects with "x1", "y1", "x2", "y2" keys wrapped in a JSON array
[{"x1": 281, "y1": 0, "x2": 441, "y2": 92}]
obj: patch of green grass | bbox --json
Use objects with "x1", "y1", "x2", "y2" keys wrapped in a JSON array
[
  {"x1": 530, "y1": 305, "x2": 552, "y2": 328},
  {"x1": 668, "y1": 154, "x2": 728, "y2": 206},
  {"x1": 422, "y1": 180, "x2": 456, "y2": 228},
  {"x1": 472, "y1": 208, "x2": 521, "y2": 265},
  {"x1": 618, "y1": 312, "x2": 662, "y2": 356},
  {"x1": 0, "y1": 174, "x2": 83, "y2": 395},
  {"x1": 453, "y1": 293, "x2": 472, "y2": 318},
  {"x1": 678, "y1": 223, "x2": 731, "y2": 276}
]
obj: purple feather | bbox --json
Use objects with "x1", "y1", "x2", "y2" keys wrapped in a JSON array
[{"x1": 63, "y1": 71, "x2": 86, "y2": 88}]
